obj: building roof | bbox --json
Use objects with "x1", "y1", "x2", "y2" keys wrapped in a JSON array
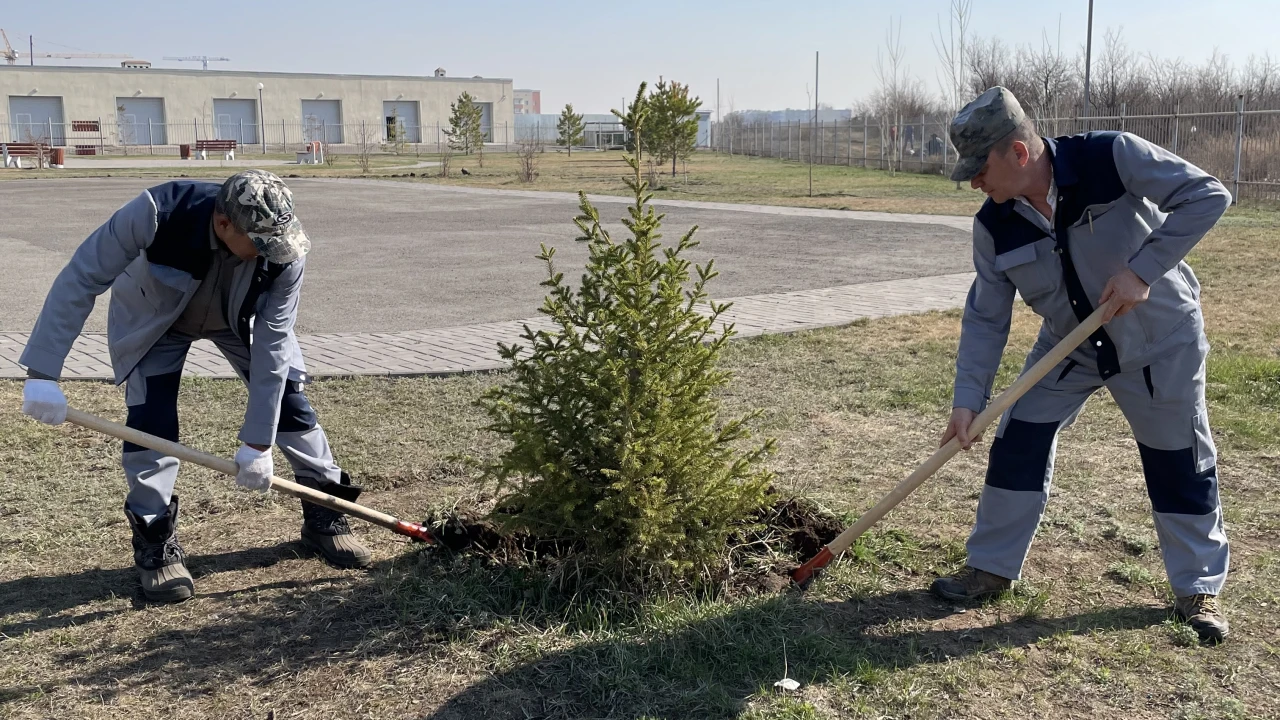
[{"x1": 0, "y1": 65, "x2": 512, "y2": 83}]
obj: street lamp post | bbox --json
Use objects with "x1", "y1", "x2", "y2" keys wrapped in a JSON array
[
  {"x1": 257, "y1": 82, "x2": 266, "y2": 154},
  {"x1": 1082, "y1": 0, "x2": 1094, "y2": 129}
]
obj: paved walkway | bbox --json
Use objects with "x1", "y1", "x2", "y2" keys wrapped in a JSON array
[{"x1": 0, "y1": 272, "x2": 974, "y2": 380}]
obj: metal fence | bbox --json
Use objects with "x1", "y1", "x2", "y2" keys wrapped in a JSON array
[
  {"x1": 711, "y1": 101, "x2": 1280, "y2": 201},
  {"x1": 1, "y1": 118, "x2": 527, "y2": 156}
]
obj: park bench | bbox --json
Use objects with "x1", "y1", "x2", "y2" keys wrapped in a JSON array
[
  {"x1": 194, "y1": 139, "x2": 237, "y2": 161},
  {"x1": 2, "y1": 142, "x2": 51, "y2": 169},
  {"x1": 296, "y1": 141, "x2": 324, "y2": 165}
]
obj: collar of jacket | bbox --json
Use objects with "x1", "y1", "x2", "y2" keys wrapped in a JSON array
[
  {"x1": 1041, "y1": 136, "x2": 1078, "y2": 187},
  {"x1": 984, "y1": 136, "x2": 1072, "y2": 222}
]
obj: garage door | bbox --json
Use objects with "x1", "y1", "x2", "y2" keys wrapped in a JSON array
[
  {"x1": 475, "y1": 102, "x2": 493, "y2": 141},
  {"x1": 115, "y1": 97, "x2": 167, "y2": 145},
  {"x1": 382, "y1": 100, "x2": 420, "y2": 142},
  {"x1": 212, "y1": 98, "x2": 258, "y2": 144},
  {"x1": 301, "y1": 99, "x2": 342, "y2": 143},
  {"x1": 8, "y1": 96, "x2": 66, "y2": 146}
]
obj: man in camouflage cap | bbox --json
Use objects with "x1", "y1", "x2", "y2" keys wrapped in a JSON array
[
  {"x1": 20, "y1": 170, "x2": 371, "y2": 603},
  {"x1": 931, "y1": 86, "x2": 1233, "y2": 642}
]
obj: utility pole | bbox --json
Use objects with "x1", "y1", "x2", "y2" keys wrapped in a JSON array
[
  {"x1": 716, "y1": 78, "x2": 720, "y2": 150},
  {"x1": 810, "y1": 51, "x2": 818, "y2": 197},
  {"x1": 29, "y1": 35, "x2": 33, "y2": 66},
  {"x1": 1082, "y1": 0, "x2": 1094, "y2": 126}
]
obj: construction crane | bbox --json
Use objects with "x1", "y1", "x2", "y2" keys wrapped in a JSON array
[
  {"x1": 164, "y1": 56, "x2": 230, "y2": 70},
  {"x1": 2, "y1": 29, "x2": 131, "y2": 64}
]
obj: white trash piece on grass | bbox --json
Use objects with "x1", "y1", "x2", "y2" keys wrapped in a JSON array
[{"x1": 773, "y1": 678, "x2": 801, "y2": 693}]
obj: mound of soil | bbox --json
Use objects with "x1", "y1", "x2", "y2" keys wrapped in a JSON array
[{"x1": 427, "y1": 494, "x2": 845, "y2": 595}]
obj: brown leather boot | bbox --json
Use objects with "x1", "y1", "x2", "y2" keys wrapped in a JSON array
[
  {"x1": 298, "y1": 473, "x2": 373, "y2": 569},
  {"x1": 1174, "y1": 594, "x2": 1229, "y2": 643},
  {"x1": 124, "y1": 496, "x2": 194, "y2": 603},
  {"x1": 930, "y1": 565, "x2": 1012, "y2": 602}
]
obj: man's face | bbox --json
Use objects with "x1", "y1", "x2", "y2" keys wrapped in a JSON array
[
  {"x1": 213, "y1": 213, "x2": 261, "y2": 261},
  {"x1": 969, "y1": 141, "x2": 1029, "y2": 203}
]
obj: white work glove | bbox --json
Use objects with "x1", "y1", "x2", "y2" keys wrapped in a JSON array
[
  {"x1": 22, "y1": 379, "x2": 68, "y2": 425},
  {"x1": 234, "y1": 444, "x2": 274, "y2": 492}
]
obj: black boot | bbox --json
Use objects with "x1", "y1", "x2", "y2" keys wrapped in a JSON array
[
  {"x1": 124, "y1": 496, "x2": 194, "y2": 603},
  {"x1": 298, "y1": 473, "x2": 373, "y2": 569}
]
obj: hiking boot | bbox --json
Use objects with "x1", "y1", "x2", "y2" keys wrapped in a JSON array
[
  {"x1": 298, "y1": 472, "x2": 372, "y2": 569},
  {"x1": 1175, "y1": 594, "x2": 1229, "y2": 643},
  {"x1": 930, "y1": 565, "x2": 1012, "y2": 602},
  {"x1": 124, "y1": 496, "x2": 194, "y2": 603}
]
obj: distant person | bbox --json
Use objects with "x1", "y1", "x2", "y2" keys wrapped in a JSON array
[
  {"x1": 904, "y1": 124, "x2": 915, "y2": 152},
  {"x1": 19, "y1": 170, "x2": 372, "y2": 604},
  {"x1": 933, "y1": 87, "x2": 1233, "y2": 643},
  {"x1": 926, "y1": 133, "x2": 945, "y2": 157}
]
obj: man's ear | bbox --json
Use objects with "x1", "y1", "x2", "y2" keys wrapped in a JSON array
[{"x1": 1013, "y1": 140, "x2": 1031, "y2": 167}]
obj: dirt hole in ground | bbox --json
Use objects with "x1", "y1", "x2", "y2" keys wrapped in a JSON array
[{"x1": 426, "y1": 492, "x2": 844, "y2": 596}]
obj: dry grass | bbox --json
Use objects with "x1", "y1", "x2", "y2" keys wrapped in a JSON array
[
  {"x1": 414, "y1": 150, "x2": 987, "y2": 216},
  {"x1": 0, "y1": 201, "x2": 1276, "y2": 718},
  {"x1": 1, "y1": 150, "x2": 987, "y2": 216}
]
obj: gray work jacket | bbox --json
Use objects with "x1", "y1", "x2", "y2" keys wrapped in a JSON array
[
  {"x1": 954, "y1": 131, "x2": 1231, "y2": 412},
  {"x1": 20, "y1": 180, "x2": 308, "y2": 446}
]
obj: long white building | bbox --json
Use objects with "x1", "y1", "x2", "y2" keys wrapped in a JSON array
[{"x1": 0, "y1": 65, "x2": 514, "y2": 150}]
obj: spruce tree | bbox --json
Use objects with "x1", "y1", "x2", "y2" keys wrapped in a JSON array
[
  {"x1": 478, "y1": 83, "x2": 775, "y2": 586},
  {"x1": 445, "y1": 92, "x2": 484, "y2": 157},
  {"x1": 647, "y1": 78, "x2": 702, "y2": 176},
  {"x1": 556, "y1": 103, "x2": 586, "y2": 156}
]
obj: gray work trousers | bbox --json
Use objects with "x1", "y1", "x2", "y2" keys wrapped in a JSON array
[
  {"x1": 122, "y1": 328, "x2": 341, "y2": 524},
  {"x1": 967, "y1": 335, "x2": 1229, "y2": 597}
]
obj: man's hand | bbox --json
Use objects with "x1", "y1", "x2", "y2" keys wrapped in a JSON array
[
  {"x1": 1098, "y1": 268, "x2": 1150, "y2": 322},
  {"x1": 22, "y1": 379, "x2": 68, "y2": 425},
  {"x1": 940, "y1": 407, "x2": 982, "y2": 450},
  {"x1": 234, "y1": 444, "x2": 273, "y2": 492}
]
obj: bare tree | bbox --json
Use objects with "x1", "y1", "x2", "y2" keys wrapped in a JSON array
[
  {"x1": 1093, "y1": 28, "x2": 1150, "y2": 114},
  {"x1": 933, "y1": 0, "x2": 973, "y2": 113},
  {"x1": 1146, "y1": 53, "x2": 1193, "y2": 108},
  {"x1": 966, "y1": 36, "x2": 1011, "y2": 96},
  {"x1": 437, "y1": 142, "x2": 453, "y2": 178},
  {"x1": 516, "y1": 131, "x2": 542, "y2": 183},
  {"x1": 875, "y1": 16, "x2": 912, "y2": 173},
  {"x1": 1024, "y1": 21, "x2": 1077, "y2": 133},
  {"x1": 1242, "y1": 53, "x2": 1280, "y2": 107},
  {"x1": 355, "y1": 121, "x2": 377, "y2": 175}
]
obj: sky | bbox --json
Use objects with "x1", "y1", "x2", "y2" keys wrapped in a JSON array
[{"x1": 3, "y1": 1, "x2": 1273, "y2": 116}]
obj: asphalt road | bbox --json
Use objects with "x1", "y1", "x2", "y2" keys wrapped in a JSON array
[{"x1": 0, "y1": 177, "x2": 971, "y2": 334}]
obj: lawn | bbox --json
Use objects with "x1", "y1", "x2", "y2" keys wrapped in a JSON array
[
  {"x1": 0, "y1": 167, "x2": 1276, "y2": 718},
  {"x1": 2, "y1": 148, "x2": 987, "y2": 216}
]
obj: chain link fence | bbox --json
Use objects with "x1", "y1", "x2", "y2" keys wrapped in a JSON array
[{"x1": 711, "y1": 101, "x2": 1280, "y2": 201}]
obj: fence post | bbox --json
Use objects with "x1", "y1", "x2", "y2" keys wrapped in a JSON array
[
  {"x1": 98, "y1": 117, "x2": 104, "y2": 154},
  {"x1": 1232, "y1": 93, "x2": 1245, "y2": 204},
  {"x1": 920, "y1": 114, "x2": 926, "y2": 172},
  {"x1": 846, "y1": 117, "x2": 851, "y2": 166},
  {"x1": 282, "y1": 119, "x2": 286, "y2": 150},
  {"x1": 863, "y1": 116, "x2": 869, "y2": 168},
  {"x1": 193, "y1": 117, "x2": 199, "y2": 143},
  {"x1": 148, "y1": 118, "x2": 154, "y2": 155},
  {"x1": 1172, "y1": 103, "x2": 1180, "y2": 154}
]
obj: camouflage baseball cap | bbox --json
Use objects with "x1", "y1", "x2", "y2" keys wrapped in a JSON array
[
  {"x1": 948, "y1": 86, "x2": 1028, "y2": 182},
  {"x1": 215, "y1": 169, "x2": 310, "y2": 264}
]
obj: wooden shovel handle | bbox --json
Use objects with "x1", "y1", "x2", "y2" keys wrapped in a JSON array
[
  {"x1": 64, "y1": 408, "x2": 435, "y2": 543},
  {"x1": 793, "y1": 304, "x2": 1110, "y2": 586}
]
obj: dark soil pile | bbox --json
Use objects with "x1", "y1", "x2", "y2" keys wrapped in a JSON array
[{"x1": 427, "y1": 493, "x2": 845, "y2": 595}]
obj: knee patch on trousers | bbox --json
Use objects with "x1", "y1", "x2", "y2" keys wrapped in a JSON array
[
  {"x1": 124, "y1": 371, "x2": 182, "y2": 453},
  {"x1": 278, "y1": 380, "x2": 318, "y2": 433},
  {"x1": 1137, "y1": 443, "x2": 1218, "y2": 515},
  {"x1": 986, "y1": 419, "x2": 1059, "y2": 492}
]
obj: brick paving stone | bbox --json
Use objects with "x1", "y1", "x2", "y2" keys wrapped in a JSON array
[{"x1": 0, "y1": 272, "x2": 974, "y2": 380}]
